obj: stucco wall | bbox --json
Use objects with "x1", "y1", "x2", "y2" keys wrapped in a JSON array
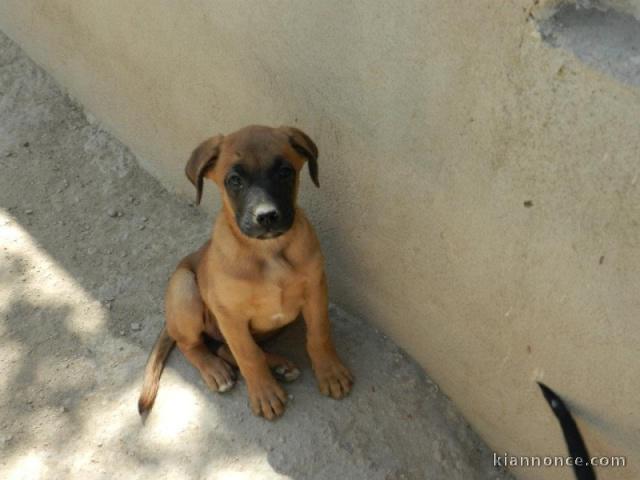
[{"x1": 1, "y1": 1, "x2": 638, "y2": 478}]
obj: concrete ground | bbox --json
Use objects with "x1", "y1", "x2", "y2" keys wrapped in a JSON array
[{"x1": 0, "y1": 31, "x2": 511, "y2": 480}]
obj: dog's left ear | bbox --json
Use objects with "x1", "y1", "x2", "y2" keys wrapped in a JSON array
[
  {"x1": 280, "y1": 126, "x2": 319, "y2": 187},
  {"x1": 185, "y1": 134, "x2": 224, "y2": 205}
]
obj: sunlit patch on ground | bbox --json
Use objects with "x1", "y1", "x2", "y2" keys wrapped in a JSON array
[
  {"x1": 0, "y1": 208, "x2": 106, "y2": 338},
  {"x1": 211, "y1": 464, "x2": 293, "y2": 480},
  {"x1": 146, "y1": 380, "x2": 205, "y2": 438},
  {"x1": 5, "y1": 451, "x2": 47, "y2": 480}
]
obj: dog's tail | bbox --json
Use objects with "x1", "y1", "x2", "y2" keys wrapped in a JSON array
[
  {"x1": 138, "y1": 326, "x2": 175, "y2": 416},
  {"x1": 538, "y1": 382, "x2": 596, "y2": 480}
]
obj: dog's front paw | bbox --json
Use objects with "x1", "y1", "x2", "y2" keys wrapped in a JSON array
[
  {"x1": 247, "y1": 377, "x2": 288, "y2": 420},
  {"x1": 313, "y1": 356, "x2": 353, "y2": 399}
]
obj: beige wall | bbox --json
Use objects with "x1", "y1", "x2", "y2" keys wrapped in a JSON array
[{"x1": 2, "y1": 1, "x2": 638, "y2": 477}]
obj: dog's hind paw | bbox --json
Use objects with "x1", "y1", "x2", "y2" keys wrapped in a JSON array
[{"x1": 273, "y1": 364, "x2": 301, "y2": 382}]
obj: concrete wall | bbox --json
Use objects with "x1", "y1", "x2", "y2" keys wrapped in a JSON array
[{"x1": 1, "y1": 1, "x2": 638, "y2": 478}]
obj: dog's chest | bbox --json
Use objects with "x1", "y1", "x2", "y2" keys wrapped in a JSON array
[{"x1": 248, "y1": 255, "x2": 306, "y2": 332}]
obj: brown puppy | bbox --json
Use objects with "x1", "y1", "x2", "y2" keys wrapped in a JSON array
[{"x1": 138, "y1": 125, "x2": 353, "y2": 419}]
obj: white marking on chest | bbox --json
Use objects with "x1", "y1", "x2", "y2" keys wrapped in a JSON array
[{"x1": 271, "y1": 313, "x2": 285, "y2": 321}]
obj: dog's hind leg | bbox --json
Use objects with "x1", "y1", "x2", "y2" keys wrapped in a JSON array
[{"x1": 165, "y1": 266, "x2": 236, "y2": 393}]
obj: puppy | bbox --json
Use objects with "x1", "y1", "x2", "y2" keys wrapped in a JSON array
[{"x1": 139, "y1": 125, "x2": 353, "y2": 419}]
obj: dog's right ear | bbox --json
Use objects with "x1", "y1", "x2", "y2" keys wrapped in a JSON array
[{"x1": 185, "y1": 135, "x2": 224, "y2": 205}]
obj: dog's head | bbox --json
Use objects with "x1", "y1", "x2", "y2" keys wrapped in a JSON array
[{"x1": 185, "y1": 125, "x2": 318, "y2": 239}]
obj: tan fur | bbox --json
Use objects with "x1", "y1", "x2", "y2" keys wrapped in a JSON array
[
  {"x1": 138, "y1": 326, "x2": 175, "y2": 415},
  {"x1": 138, "y1": 125, "x2": 352, "y2": 420}
]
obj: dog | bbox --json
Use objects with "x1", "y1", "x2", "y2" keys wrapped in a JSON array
[{"x1": 138, "y1": 125, "x2": 353, "y2": 420}]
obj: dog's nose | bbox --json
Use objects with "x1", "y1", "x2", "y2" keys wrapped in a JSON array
[{"x1": 255, "y1": 206, "x2": 280, "y2": 227}]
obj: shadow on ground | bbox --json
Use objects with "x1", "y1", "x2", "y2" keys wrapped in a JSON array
[{"x1": 0, "y1": 31, "x2": 511, "y2": 479}]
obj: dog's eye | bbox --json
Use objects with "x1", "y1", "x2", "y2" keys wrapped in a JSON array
[
  {"x1": 278, "y1": 166, "x2": 294, "y2": 180},
  {"x1": 227, "y1": 174, "x2": 243, "y2": 189}
]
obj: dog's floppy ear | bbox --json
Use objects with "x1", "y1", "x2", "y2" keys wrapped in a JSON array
[
  {"x1": 280, "y1": 126, "x2": 319, "y2": 187},
  {"x1": 185, "y1": 135, "x2": 223, "y2": 205}
]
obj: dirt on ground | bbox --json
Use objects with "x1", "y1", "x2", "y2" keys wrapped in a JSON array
[{"x1": 0, "y1": 31, "x2": 512, "y2": 480}]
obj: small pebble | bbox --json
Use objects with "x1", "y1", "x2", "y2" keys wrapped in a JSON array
[
  {"x1": 130, "y1": 322, "x2": 141, "y2": 331},
  {"x1": 107, "y1": 209, "x2": 118, "y2": 217},
  {"x1": 60, "y1": 406, "x2": 67, "y2": 413},
  {"x1": 23, "y1": 141, "x2": 30, "y2": 148},
  {"x1": 119, "y1": 330, "x2": 126, "y2": 336},
  {"x1": 25, "y1": 209, "x2": 33, "y2": 215}
]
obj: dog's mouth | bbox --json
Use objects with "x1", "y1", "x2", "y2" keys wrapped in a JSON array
[
  {"x1": 256, "y1": 230, "x2": 285, "y2": 240},
  {"x1": 237, "y1": 219, "x2": 289, "y2": 239},
  {"x1": 237, "y1": 220, "x2": 288, "y2": 240}
]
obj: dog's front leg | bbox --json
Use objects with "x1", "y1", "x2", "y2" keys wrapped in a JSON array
[
  {"x1": 216, "y1": 315, "x2": 288, "y2": 419},
  {"x1": 303, "y1": 272, "x2": 353, "y2": 399}
]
